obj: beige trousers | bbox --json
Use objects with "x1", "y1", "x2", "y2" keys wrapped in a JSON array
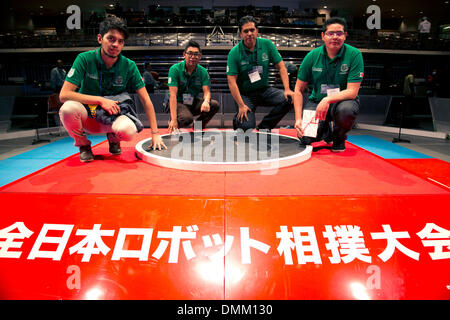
[{"x1": 59, "y1": 101, "x2": 137, "y2": 147}]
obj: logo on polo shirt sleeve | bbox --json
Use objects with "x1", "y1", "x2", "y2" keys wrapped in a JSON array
[{"x1": 68, "y1": 68, "x2": 75, "y2": 78}]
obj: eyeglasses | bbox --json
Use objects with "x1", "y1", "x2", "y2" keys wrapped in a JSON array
[
  {"x1": 185, "y1": 51, "x2": 201, "y2": 57},
  {"x1": 325, "y1": 31, "x2": 345, "y2": 37}
]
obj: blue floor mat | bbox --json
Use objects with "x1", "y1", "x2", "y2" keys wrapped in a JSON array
[
  {"x1": 0, "y1": 135, "x2": 105, "y2": 187},
  {"x1": 347, "y1": 135, "x2": 432, "y2": 159}
]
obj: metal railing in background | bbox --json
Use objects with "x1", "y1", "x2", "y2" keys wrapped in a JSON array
[{"x1": 1, "y1": 25, "x2": 448, "y2": 51}]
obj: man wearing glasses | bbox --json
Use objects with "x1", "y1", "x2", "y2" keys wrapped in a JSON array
[
  {"x1": 294, "y1": 17, "x2": 364, "y2": 152},
  {"x1": 167, "y1": 40, "x2": 220, "y2": 133},
  {"x1": 227, "y1": 16, "x2": 294, "y2": 131},
  {"x1": 59, "y1": 16, "x2": 166, "y2": 162}
]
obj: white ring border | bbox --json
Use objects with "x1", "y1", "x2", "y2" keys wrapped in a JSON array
[{"x1": 135, "y1": 130, "x2": 312, "y2": 172}]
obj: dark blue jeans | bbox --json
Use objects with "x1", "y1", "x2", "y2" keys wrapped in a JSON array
[
  {"x1": 304, "y1": 99, "x2": 360, "y2": 143},
  {"x1": 233, "y1": 87, "x2": 293, "y2": 131}
]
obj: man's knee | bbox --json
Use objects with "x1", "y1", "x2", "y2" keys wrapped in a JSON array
[
  {"x1": 120, "y1": 127, "x2": 137, "y2": 141},
  {"x1": 268, "y1": 88, "x2": 288, "y2": 106},
  {"x1": 59, "y1": 101, "x2": 84, "y2": 117},
  {"x1": 334, "y1": 100, "x2": 360, "y2": 130},
  {"x1": 178, "y1": 114, "x2": 194, "y2": 128},
  {"x1": 335, "y1": 100, "x2": 359, "y2": 116},
  {"x1": 112, "y1": 116, "x2": 137, "y2": 141},
  {"x1": 210, "y1": 99, "x2": 220, "y2": 114},
  {"x1": 59, "y1": 101, "x2": 87, "y2": 126}
]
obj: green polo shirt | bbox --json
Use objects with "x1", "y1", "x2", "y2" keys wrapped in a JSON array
[
  {"x1": 167, "y1": 60, "x2": 210, "y2": 102},
  {"x1": 297, "y1": 43, "x2": 364, "y2": 102},
  {"x1": 226, "y1": 38, "x2": 283, "y2": 94},
  {"x1": 65, "y1": 48, "x2": 145, "y2": 96}
]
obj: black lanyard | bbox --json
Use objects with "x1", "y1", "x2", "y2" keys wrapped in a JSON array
[
  {"x1": 241, "y1": 39, "x2": 259, "y2": 67},
  {"x1": 184, "y1": 66, "x2": 198, "y2": 93},
  {"x1": 322, "y1": 46, "x2": 343, "y2": 85},
  {"x1": 97, "y1": 48, "x2": 117, "y2": 95}
]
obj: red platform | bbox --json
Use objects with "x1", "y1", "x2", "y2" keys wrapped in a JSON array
[{"x1": 0, "y1": 129, "x2": 449, "y2": 300}]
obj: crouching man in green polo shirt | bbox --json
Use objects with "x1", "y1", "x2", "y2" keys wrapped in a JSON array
[
  {"x1": 227, "y1": 16, "x2": 294, "y2": 131},
  {"x1": 59, "y1": 16, "x2": 166, "y2": 162},
  {"x1": 167, "y1": 40, "x2": 220, "y2": 133},
  {"x1": 294, "y1": 17, "x2": 364, "y2": 152}
]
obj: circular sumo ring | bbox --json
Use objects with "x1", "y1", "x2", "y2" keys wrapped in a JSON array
[{"x1": 135, "y1": 130, "x2": 312, "y2": 172}]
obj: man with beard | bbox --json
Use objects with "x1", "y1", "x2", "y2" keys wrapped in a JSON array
[{"x1": 59, "y1": 16, "x2": 166, "y2": 162}]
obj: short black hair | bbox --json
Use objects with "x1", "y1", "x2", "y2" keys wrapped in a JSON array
[
  {"x1": 184, "y1": 40, "x2": 201, "y2": 53},
  {"x1": 322, "y1": 17, "x2": 347, "y2": 33},
  {"x1": 239, "y1": 16, "x2": 258, "y2": 31},
  {"x1": 99, "y1": 16, "x2": 129, "y2": 39}
]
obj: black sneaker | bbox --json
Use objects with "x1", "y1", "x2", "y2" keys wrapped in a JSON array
[
  {"x1": 107, "y1": 133, "x2": 121, "y2": 155},
  {"x1": 299, "y1": 136, "x2": 313, "y2": 148},
  {"x1": 109, "y1": 142, "x2": 121, "y2": 155},
  {"x1": 256, "y1": 126, "x2": 271, "y2": 132},
  {"x1": 323, "y1": 130, "x2": 333, "y2": 144},
  {"x1": 331, "y1": 140, "x2": 346, "y2": 152},
  {"x1": 321, "y1": 121, "x2": 333, "y2": 144},
  {"x1": 79, "y1": 145, "x2": 94, "y2": 162}
]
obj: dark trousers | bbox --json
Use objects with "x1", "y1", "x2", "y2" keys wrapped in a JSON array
[
  {"x1": 177, "y1": 98, "x2": 220, "y2": 128},
  {"x1": 304, "y1": 99, "x2": 360, "y2": 143},
  {"x1": 233, "y1": 87, "x2": 293, "y2": 131}
]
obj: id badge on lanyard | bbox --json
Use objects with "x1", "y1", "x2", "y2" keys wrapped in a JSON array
[
  {"x1": 320, "y1": 84, "x2": 340, "y2": 97},
  {"x1": 244, "y1": 43, "x2": 262, "y2": 83},
  {"x1": 183, "y1": 93, "x2": 194, "y2": 105},
  {"x1": 248, "y1": 66, "x2": 262, "y2": 83},
  {"x1": 183, "y1": 75, "x2": 195, "y2": 105}
]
